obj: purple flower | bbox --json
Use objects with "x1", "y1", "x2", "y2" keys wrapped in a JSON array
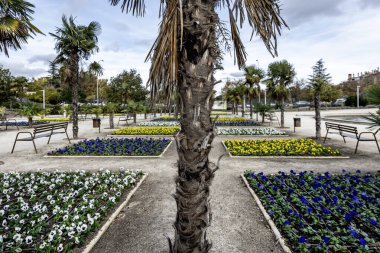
[
  {"x1": 359, "y1": 238, "x2": 367, "y2": 246},
  {"x1": 322, "y1": 236, "x2": 330, "y2": 244},
  {"x1": 298, "y1": 236, "x2": 306, "y2": 243},
  {"x1": 284, "y1": 220, "x2": 291, "y2": 225}
]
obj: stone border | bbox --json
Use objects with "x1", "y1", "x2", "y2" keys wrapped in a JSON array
[
  {"x1": 107, "y1": 135, "x2": 175, "y2": 138},
  {"x1": 222, "y1": 141, "x2": 350, "y2": 159},
  {"x1": 82, "y1": 173, "x2": 148, "y2": 253},
  {"x1": 241, "y1": 174, "x2": 292, "y2": 253},
  {"x1": 44, "y1": 141, "x2": 172, "y2": 158}
]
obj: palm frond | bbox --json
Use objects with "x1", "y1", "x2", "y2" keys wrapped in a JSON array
[
  {"x1": 366, "y1": 85, "x2": 380, "y2": 105},
  {"x1": 232, "y1": 0, "x2": 288, "y2": 56},
  {"x1": 228, "y1": 8, "x2": 246, "y2": 68},
  {"x1": 109, "y1": 0, "x2": 146, "y2": 16},
  {"x1": 362, "y1": 111, "x2": 380, "y2": 131}
]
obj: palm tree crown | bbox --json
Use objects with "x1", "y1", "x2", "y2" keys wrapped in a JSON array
[
  {"x1": 0, "y1": 0, "x2": 43, "y2": 57},
  {"x1": 266, "y1": 60, "x2": 296, "y2": 101}
]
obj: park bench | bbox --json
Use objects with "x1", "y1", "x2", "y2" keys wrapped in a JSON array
[
  {"x1": 0, "y1": 115, "x2": 19, "y2": 131},
  {"x1": 117, "y1": 113, "x2": 133, "y2": 126},
  {"x1": 11, "y1": 122, "x2": 71, "y2": 154},
  {"x1": 323, "y1": 122, "x2": 380, "y2": 154}
]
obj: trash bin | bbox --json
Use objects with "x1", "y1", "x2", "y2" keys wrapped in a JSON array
[
  {"x1": 293, "y1": 117, "x2": 301, "y2": 132},
  {"x1": 92, "y1": 118, "x2": 101, "y2": 128}
]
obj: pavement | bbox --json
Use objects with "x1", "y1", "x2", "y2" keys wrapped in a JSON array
[{"x1": 0, "y1": 108, "x2": 379, "y2": 253}]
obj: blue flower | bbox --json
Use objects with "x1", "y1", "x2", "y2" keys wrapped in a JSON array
[
  {"x1": 284, "y1": 220, "x2": 291, "y2": 225},
  {"x1": 370, "y1": 218, "x2": 377, "y2": 225},
  {"x1": 359, "y1": 238, "x2": 367, "y2": 246},
  {"x1": 298, "y1": 236, "x2": 306, "y2": 243},
  {"x1": 322, "y1": 236, "x2": 330, "y2": 244},
  {"x1": 307, "y1": 207, "x2": 313, "y2": 213}
]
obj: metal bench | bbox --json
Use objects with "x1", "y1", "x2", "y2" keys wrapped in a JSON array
[
  {"x1": 11, "y1": 122, "x2": 71, "y2": 154},
  {"x1": 117, "y1": 113, "x2": 133, "y2": 126},
  {"x1": 323, "y1": 122, "x2": 380, "y2": 154}
]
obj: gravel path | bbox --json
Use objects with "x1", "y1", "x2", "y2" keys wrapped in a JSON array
[{"x1": 0, "y1": 109, "x2": 379, "y2": 253}]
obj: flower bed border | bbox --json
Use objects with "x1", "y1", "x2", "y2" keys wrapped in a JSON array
[
  {"x1": 82, "y1": 173, "x2": 148, "y2": 253},
  {"x1": 241, "y1": 173, "x2": 292, "y2": 253},
  {"x1": 45, "y1": 140, "x2": 172, "y2": 158},
  {"x1": 221, "y1": 141, "x2": 350, "y2": 159}
]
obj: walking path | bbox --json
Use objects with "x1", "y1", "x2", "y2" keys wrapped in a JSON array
[{"x1": 0, "y1": 108, "x2": 379, "y2": 253}]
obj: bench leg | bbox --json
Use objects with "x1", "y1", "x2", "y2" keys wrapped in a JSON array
[
  {"x1": 355, "y1": 140, "x2": 359, "y2": 154},
  {"x1": 32, "y1": 139, "x2": 38, "y2": 154},
  {"x1": 47, "y1": 134, "x2": 52, "y2": 144},
  {"x1": 11, "y1": 139, "x2": 17, "y2": 154},
  {"x1": 375, "y1": 137, "x2": 380, "y2": 154},
  {"x1": 65, "y1": 131, "x2": 71, "y2": 144},
  {"x1": 342, "y1": 136, "x2": 346, "y2": 143},
  {"x1": 323, "y1": 129, "x2": 329, "y2": 143}
]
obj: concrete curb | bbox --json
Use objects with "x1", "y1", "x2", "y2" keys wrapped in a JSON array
[
  {"x1": 82, "y1": 173, "x2": 148, "y2": 253},
  {"x1": 221, "y1": 141, "x2": 349, "y2": 159},
  {"x1": 107, "y1": 135, "x2": 175, "y2": 138},
  {"x1": 241, "y1": 174, "x2": 292, "y2": 253},
  {"x1": 44, "y1": 141, "x2": 172, "y2": 158}
]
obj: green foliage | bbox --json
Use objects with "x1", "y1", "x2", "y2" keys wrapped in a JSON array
[
  {"x1": 362, "y1": 109, "x2": 380, "y2": 132},
  {"x1": 253, "y1": 103, "x2": 274, "y2": 122},
  {"x1": 308, "y1": 59, "x2": 331, "y2": 93},
  {"x1": 0, "y1": 0, "x2": 43, "y2": 57},
  {"x1": 266, "y1": 60, "x2": 296, "y2": 105},
  {"x1": 107, "y1": 69, "x2": 148, "y2": 104},
  {"x1": 0, "y1": 66, "x2": 13, "y2": 105},
  {"x1": 345, "y1": 96, "x2": 368, "y2": 107},
  {"x1": 365, "y1": 84, "x2": 380, "y2": 105},
  {"x1": 104, "y1": 102, "x2": 118, "y2": 113},
  {"x1": 17, "y1": 103, "x2": 43, "y2": 118},
  {"x1": 0, "y1": 106, "x2": 6, "y2": 116}
]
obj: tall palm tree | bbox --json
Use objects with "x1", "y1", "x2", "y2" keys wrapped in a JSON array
[
  {"x1": 109, "y1": 1, "x2": 287, "y2": 251},
  {"x1": 244, "y1": 65, "x2": 265, "y2": 119},
  {"x1": 50, "y1": 15, "x2": 101, "y2": 139},
  {"x1": 266, "y1": 60, "x2": 296, "y2": 128},
  {"x1": 0, "y1": 0, "x2": 43, "y2": 57},
  {"x1": 308, "y1": 59, "x2": 331, "y2": 139},
  {"x1": 236, "y1": 83, "x2": 247, "y2": 117},
  {"x1": 88, "y1": 60, "x2": 103, "y2": 105},
  {"x1": 224, "y1": 86, "x2": 241, "y2": 115}
]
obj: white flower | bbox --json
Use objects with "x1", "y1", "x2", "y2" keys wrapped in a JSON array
[
  {"x1": 0, "y1": 235, "x2": 3, "y2": 243},
  {"x1": 57, "y1": 243, "x2": 63, "y2": 252},
  {"x1": 75, "y1": 237, "x2": 80, "y2": 244},
  {"x1": 25, "y1": 236, "x2": 33, "y2": 244},
  {"x1": 15, "y1": 227, "x2": 21, "y2": 232},
  {"x1": 13, "y1": 234, "x2": 22, "y2": 243},
  {"x1": 39, "y1": 242, "x2": 47, "y2": 249},
  {"x1": 0, "y1": 210, "x2": 4, "y2": 216},
  {"x1": 80, "y1": 223, "x2": 88, "y2": 232}
]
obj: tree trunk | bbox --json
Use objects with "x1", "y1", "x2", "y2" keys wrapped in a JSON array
[
  {"x1": 174, "y1": 95, "x2": 180, "y2": 119},
  {"x1": 133, "y1": 112, "x2": 136, "y2": 123},
  {"x1": 241, "y1": 96, "x2": 245, "y2": 117},
  {"x1": 249, "y1": 85, "x2": 253, "y2": 119},
  {"x1": 172, "y1": 1, "x2": 217, "y2": 252},
  {"x1": 280, "y1": 96, "x2": 285, "y2": 128},
  {"x1": 70, "y1": 51, "x2": 79, "y2": 139},
  {"x1": 28, "y1": 117, "x2": 33, "y2": 128},
  {"x1": 315, "y1": 92, "x2": 321, "y2": 139},
  {"x1": 109, "y1": 112, "x2": 114, "y2": 129}
]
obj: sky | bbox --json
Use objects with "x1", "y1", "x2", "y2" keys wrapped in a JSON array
[{"x1": 1, "y1": 0, "x2": 380, "y2": 94}]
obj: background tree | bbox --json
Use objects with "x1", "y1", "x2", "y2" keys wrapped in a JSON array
[
  {"x1": 236, "y1": 82, "x2": 247, "y2": 117},
  {"x1": 110, "y1": 0, "x2": 286, "y2": 251},
  {"x1": 253, "y1": 103, "x2": 274, "y2": 123},
  {"x1": 50, "y1": 15, "x2": 101, "y2": 139},
  {"x1": 308, "y1": 59, "x2": 331, "y2": 139},
  {"x1": 224, "y1": 85, "x2": 241, "y2": 115},
  {"x1": 88, "y1": 61, "x2": 104, "y2": 104},
  {"x1": 266, "y1": 60, "x2": 296, "y2": 127},
  {"x1": 0, "y1": 0, "x2": 43, "y2": 57},
  {"x1": 107, "y1": 69, "x2": 148, "y2": 105},
  {"x1": 104, "y1": 101, "x2": 117, "y2": 128},
  {"x1": 0, "y1": 66, "x2": 14, "y2": 106},
  {"x1": 244, "y1": 66, "x2": 264, "y2": 118},
  {"x1": 17, "y1": 102, "x2": 42, "y2": 127}
]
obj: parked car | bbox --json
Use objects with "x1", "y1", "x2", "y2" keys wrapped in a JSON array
[
  {"x1": 295, "y1": 101, "x2": 311, "y2": 107},
  {"x1": 333, "y1": 98, "x2": 346, "y2": 106}
]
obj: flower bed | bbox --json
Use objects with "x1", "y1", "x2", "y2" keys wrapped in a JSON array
[
  {"x1": 215, "y1": 121, "x2": 257, "y2": 127},
  {"x1": 152, "y1": 116, "x2": 179, "y2": 122},
  {"x1": 112, "y1": 126, "x2": 179, "y2": 136},
  {"x1": 48, "y1": 137, "x2": 170, "y2": 156},
  {"x1": 0, "y1": 121, "x2": 48, "y2": 126},
  {"x1": 244, "y1": 170, "x2": 380, "y2": 252},
  {"x1": 217, "y1": 127, "x2": 286, "y2": 136},
  {"x1": 36, "y1": 118, "x2": 70, "y2": 122},
  {"x1": 137, "y1": 121, "x2": 179, "y2": 127},
  {"x1": 0, "y1": 169, "x2": 143, "y2": 252},
  {"x1": 215, "y1": 117, "x2": 248, "y2": 122},
  {"x1": 224, "y1": 139, "x2": 340, "y2": 156}
]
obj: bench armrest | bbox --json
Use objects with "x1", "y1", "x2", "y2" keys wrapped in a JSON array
[
  {"x1": 15, "y1": 131, "x2": 34, "y2": 140},
  {"x1": 358, "y1": 132, "x2": 376, "y2": 138}
]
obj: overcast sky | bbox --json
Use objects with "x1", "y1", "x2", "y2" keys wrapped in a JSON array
[{"x1": 1, "y1": 0, "x2": 380, "y2": 93}]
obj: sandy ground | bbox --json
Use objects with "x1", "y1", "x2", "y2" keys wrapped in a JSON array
[{"x1": 0, "y1": 108, "x2": 379, "y2": 253}]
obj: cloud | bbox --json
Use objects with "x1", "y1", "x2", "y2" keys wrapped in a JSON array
[
  {"x1": 229, "y1": 71, "x2": 244, "y2": 78},
  {"x1": 102, "y1": 42, "x2": 121, "y2": 52},
  {"x1": 28, "y1": 54, "x2": 56, "y2": 64},
  {"x1": 360, "y1": 0, "x2": 380, "y2": 8},
  {"x1": 1, "y1": 62, "x2": 47, "y2": 78}
]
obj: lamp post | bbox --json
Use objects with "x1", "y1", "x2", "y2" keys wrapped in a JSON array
[
  {"x1": 40, "y1": 89, "x2": 46, "y2": 116},
  {"x1": 264, "y1": 89, "x2": 267, "y2": 105},
  {"x1": 356, "y1": 85, "x2": 360, "y2": 109}
]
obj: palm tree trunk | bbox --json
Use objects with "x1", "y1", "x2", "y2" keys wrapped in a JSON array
[
  {"x1": 109, "y1": 112, "x2": 114, "y2": 129},
  {"x1": 315, "y1": 92, "x2": 321, "y2": 139},
  {"x1": 70, "y1": 51, "x2": 79, "y2": 139},
  {"x1": 249, "y1": 85, "x2": 253, "y2": 119},
  {"x1": 281, "y1": 96, "x2": 285, "y2": 128},
  {"x1": 172, "y1": 1, "x2": 217, "y2": 252},
  {"x1": 241, "y1": 96, "x2": 245, "y2": 117},
  {"x1": 28, "y1": 117, "x2": 33, "y2": 128}
]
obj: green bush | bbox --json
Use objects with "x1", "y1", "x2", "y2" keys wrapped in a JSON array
[{"x1": 345, "y1": 96, "x2": 368, "y2": 107}]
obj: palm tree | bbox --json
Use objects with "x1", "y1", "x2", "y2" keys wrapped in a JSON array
[
  {"x1": 266, "y1": 60, "x2": 296, "y2": 128},
  {"x1": 104, "y1": 102, "x2": 118, "y2": 129},
  {"x1": 362, "y1": 84, "x2": 380, "y2": 133},
  {"x1": 253, "y1": 103, "x2": 274, "y2": 123},
  {"x1": 244, "y1": 66, "x2": 265, "y2": 119},
  {"x1": 109, "y1": 1, "x2": 287, "y2": 251},
  {"x1": 88, "y1": 60, "x2": 104, "y2": 105},
  {"x1": 308, "y1": 59, "x2": 331, "y2": 139},
  {"x1": 224, "y1": 86, "x2": 241, "y2": 115},
  {"x1": 50, "y1": 15, "x2": 101, "y2": 139},
  {"x1": 236, "y1": 83, "x2": 247, "y2": 117},
  {"x1": 17, "y1": 103, "x2": 43, "y2": 127},
  {"x1": 0, "y1": 0, "x2": 43, "y2": 57}
]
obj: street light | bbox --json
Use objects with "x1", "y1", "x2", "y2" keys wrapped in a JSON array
[
  {"x1": 40, "y1": 89, "x2": 46, "y2": 116},
  {"x1": 356, "y1": 85, "x2": 360, "y2": 109}
]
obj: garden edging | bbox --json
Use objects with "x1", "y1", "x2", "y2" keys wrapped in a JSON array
[
  {"x1": 82, "y1": 173, "x2": 148, "y2": 253},
  {"x1": 241, "y1": 174, "x2": 292, "y2": 253}
]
